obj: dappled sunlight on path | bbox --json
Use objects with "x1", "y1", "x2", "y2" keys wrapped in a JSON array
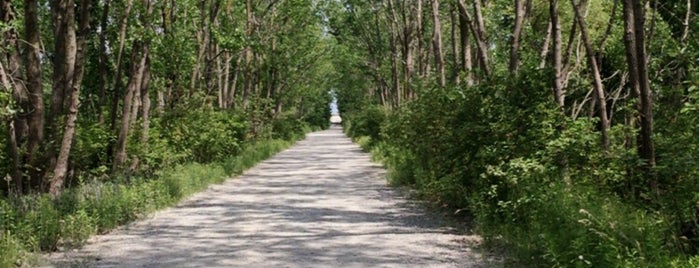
[{"x1": 48, "y1": 126, "x2": 489, "y2": 267}]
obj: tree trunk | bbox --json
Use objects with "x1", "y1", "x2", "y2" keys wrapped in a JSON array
[
  {"x1": 450, "y1": 6, "x2": 460, "y2": 85},
  {"x1": 113, "y1": 42, "x2": 147, "y2": 170},
  {"x1": 191, "y1": 0, "x2": 210, "y2": 93},
  {"x1": 431, "y1": 0, "x2": 446, "y2": 87},
  {"x1": 0, "y1": 28, "x2": 23, "y2": 193},
  {"x1": 242, "y1": 0, "x2": 255, "y2": 110},
  {"x1": 458, "y1": 1, "x2": 473, "y2": 85},
  {"x1": 551, "y1": 0, "x2": 564, "y2": 108},
  {"x1": 97, "y1": 0, "x2": 111, "y2": 124},
  {"x1": 50, "y1": 0, "x2": 91, "y2": 196},
  {"x1": 387, "y1": 0, "x2": 401, "y2": 105},
  {"x1": 456, "y1": 0, "x2": 490, "y2": 77},
  {"x1": 509, "y1": 0, "x2": 526, "y2": 74},
  {"x1": 539, "y1": 19, "x2": 552, "y2": 69},
  {"x1": 109, "y1": 0, "x2": 134, "y2": 131},
  {"x1": 1, "y1": 0, "x2": 28, "y2": 191},
  {"x1": 472, "y1": 0, "x2": 489, "y2": 74},
  {"x1": 572, "y1": 0, "x2": 610, "y2": 151},
  {"x1": 23, "y1": 0, "x2": 44, "y2": 180},
  {"x1": 681, "y1": 0, "x2": 691, "y2": 45},
  {"x1": 622, "y1": 0, "x2": 656, "y2": 188}
]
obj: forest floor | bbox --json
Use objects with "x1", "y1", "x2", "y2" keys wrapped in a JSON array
[{"x1": 43, "y1": 126, "x2": 496, "y2": 267}]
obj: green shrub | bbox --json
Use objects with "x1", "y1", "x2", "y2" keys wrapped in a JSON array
[
  {"x1": 160, "y1": 109, "x2": 249, "y2": 163},
  {"x1": 346, "y1": 105, "x2": 385, "y2": 141},
  {"x1": 272, "y1": 114, "x2": 308, "y2": 140},
  {"x1": 0, "y1": 231, "x2": 28, "y2": 268},
  {"x1": 59, "y1": 209, "x2": 96, "y2": 249}
]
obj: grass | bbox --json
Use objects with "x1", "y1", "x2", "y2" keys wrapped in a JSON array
[{"x1": 0, "y1": 138, "x2": 297, "y2": 267}]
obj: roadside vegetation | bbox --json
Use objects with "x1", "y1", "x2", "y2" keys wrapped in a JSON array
[
  {"x1": 330, "y1": 0, "x2": 699, "y2": 267},
  {"x1": 0, "y1": 1, "x2": 331, "y2": 266}
]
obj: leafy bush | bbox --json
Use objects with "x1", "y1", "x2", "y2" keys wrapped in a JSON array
[
  {"x1": 343, "y1": 70, "x2": 698, "y2": 266},
  {"x1": 272, "y1": 114, "x2": 308, "y2": 141},
  {"x1": 160, "y1": 109, "x2": 249, "y2": 163},
  {"x1": 345, "y1": 105, "x2": 385, "y2": 142},
  {"x1": 0, "y1": 133, "x2": 299, "y2": 266}
]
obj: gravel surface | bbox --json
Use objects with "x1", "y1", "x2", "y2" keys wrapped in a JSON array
[{"x1": 46, "y1": 126, "x2": 493, "y2": 267}]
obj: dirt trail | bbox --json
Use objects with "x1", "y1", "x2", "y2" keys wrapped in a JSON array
[{"x1": 47, "y1": 126, "x2": 491, "y2": 267}]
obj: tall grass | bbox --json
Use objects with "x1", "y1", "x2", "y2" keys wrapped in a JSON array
[{"x1": 0, "y1": 138, "x2": 296, "y2": 267}]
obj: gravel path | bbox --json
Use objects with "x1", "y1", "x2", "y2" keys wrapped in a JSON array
[{"x1": 47, "y1": 126, "x2": 492, "y2": 267}]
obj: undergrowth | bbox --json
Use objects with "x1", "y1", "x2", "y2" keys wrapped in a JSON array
[{"x1": 0, "y1": 138, "x2": 298, "y2": 267}]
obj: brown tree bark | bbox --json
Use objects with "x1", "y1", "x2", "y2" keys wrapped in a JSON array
[
  {"x1": 539, "y1": 19, "x2": 552, "y2": 69},
  {"x1": 50, "y1": 0, "x2": 91, "y2": 196},
  {"x1": 551, "y1": 0, "x2": 565, "y2": 108},
  {"x1": 23, "y1": 0, "x2": 44, "y2": 177},
  {"x1": 97, "y1": 0, "x2": 111, "y2": 124},
  {"x1": 243, "y1": 0, "x2": 255, "y2": 110},
  {"x1": 114, "y1": 0, "x2": 153, "y2": 171},
  {"x1": 109, "y1": 0, "x2": 134, "y2": 131},
  {"x1": 509, "y1": 0, "x2": 526, "y2": 74},
  {"x1": 681, "y1": 0, "x2": 691, "y2": 45},
  {"x1": 622, "y1": 0, "x2": 656, "y2": 187},
  {"x1": 113, "y1": 42, "x2": 147, "y2": 170},
  {"x1": 1, "y1": 0, "x2": 28, "y2": 192},
  {"x1": 457, "y1": 1, "x2": 473, "y2": 85},
  {"x1": 456, "y1": 0, "x2": 490, "y2": 77},
  {"x1": 450, "y1": 6, "x2": 460, "y2": 85},
  {"x1": 572, "y1": 0, "x2": 610, "y2": 151},
  {"x1": 431, "y1": 0, "x2": 446, "y2": 87},
  {"x1": 387, "y1": 0, "x2": 401, "y2": 104}
]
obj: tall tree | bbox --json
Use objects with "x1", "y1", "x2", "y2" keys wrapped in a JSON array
[
  {"x1": 50, "y1": 0, "x2": 92, "y2": 196},
  {"x1": 571, "y1": 0, "x2": 610, "y2": 151},
  {"x1": 622, "y1": 0, "x2": 656, "y2": 187}
]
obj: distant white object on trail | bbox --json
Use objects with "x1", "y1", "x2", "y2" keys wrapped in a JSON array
[{"x1": 330, "y1": 115, "x2": 342, "y2": 124}]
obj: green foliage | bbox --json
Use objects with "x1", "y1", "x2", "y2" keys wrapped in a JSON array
[
  {"x1": 342, "y1": 68, "x2": 697, "y2": 266},
  {"x1": 0, "y1": 230, "x2": 28, "y2": 268},
  {"x1": 160, "y1": 109, "x2": 249, "y2": 163},
  {"x1": 345, "y1": 105, "x2": 385, "y2": 142},
  {"x1": 0, "y1": 132, "x2": 301, "y2": 266},
  {"x1": 271, "y1": 114, "x2": 308, "y2": 141}
]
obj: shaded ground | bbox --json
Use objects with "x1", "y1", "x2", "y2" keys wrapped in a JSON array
[{"x1": 46, "y1": 126, "x2": 494, "y2": 267}]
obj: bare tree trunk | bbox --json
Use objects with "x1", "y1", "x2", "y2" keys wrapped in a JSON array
[
  {"x1": 191, "y1": 0, "x2": 209, "y2": 93},
  {"x1": 432, "y1": 0, "x2": 446, "y2": 87},
  {"x1": 682, "y1": 0, "x2": 691, "y2": 45},
  {"x1": 472, "y1": 0, "x2": 489, "y2": 74},
  {"x1": 509, "y1": 0, "x2": 526, "y2": 74},
  {"x1": 110, "y1": 0, "x2": 134, "y2": 131},
  {"x1": 221, "y1": 52, "x2": 232, "y2": 109},
  {"x1": 539, "y1": 19, "x2": 552, "y2": 69},
  {"x1": 387, "y1": 0, "x2": 401, "y2": 105},
  {"x1": 228, "y1": 57, "x2": 242, "y2": 108},
  {"x1": 138, "y1": 56, "x2": 151, "y2": 149},
  {"x1": 50, "y1": 0, "x2": 91, "y2": 196},
  {"x1": 243, "y1": 0, "x2": 255, "y2": 110},
  {"x1": 0, "y1": 4, "x2": 25, "y2": 191},
  {"x1": 401, "y1": 1, "x2": 416, "y2": 100},
  {"x1": 415, "y1": 0, "x2": 424, "y2": 85},
  {"x1": 551, "y1": 0, "x2": 564, "y2": 108},
  {"x1": 45, "y1": 0, "x2": 78, "y2": 191},
  {"x1": 450, "y1": 6, "x2": 460, "y2": 85},
  {"x1": 114, "y1": 0, "x2": 153, "y2": 171},
  {"x1": 622, "y1": 0, "x2": 656, "y2": 188},
  {"x1": 23, "y1": 0, "x2": 44, "y2": 178},
  {"x1": 113, "y1": 42, "x2": 147, "y2": 170},
  {"x1": 572, "y1": 0, "x2": 610, "y2": 151},
  {"x1": 458, "y1": 1, "x2": 473, "y2": 85},
  {"x1": 1, "y1": 0, "x2": 27, "y2": 191},
  {"x1": 97, "y1": 0, "x2": 111, "y2": 124},
  {"x1": 457, "y1": 0, "x2": 490, "y2": 77}
]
